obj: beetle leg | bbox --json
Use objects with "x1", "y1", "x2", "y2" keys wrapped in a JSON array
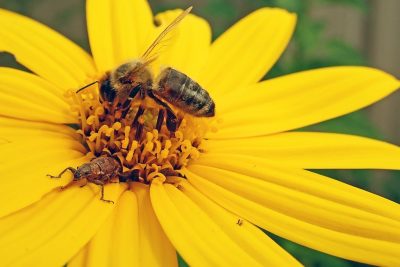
[
  {"x1": 60, "y1": 178, "x2": 81, "y2": 190},
  {"x1": 91, "y1": 179, "x2": 105, "y2": 186},
  {"x1": 100, "y1": 185, "x2": 114, "y2": 204},
  {"x1": 79, "y1": 179, "x2": 89, "y2": 188},
  {"x1": 47, "y1": 167, "x2": 77, "y2": 179},
  {"x1": 109, "y1": 175, "x2": 119, "y2": 183},
  {"x1": 92, "y1": 180, "x2": 114, "y2": 204}
]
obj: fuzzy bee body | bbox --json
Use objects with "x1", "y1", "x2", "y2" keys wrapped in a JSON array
[
  {"x1": 94, "y1": 7, "x2": 215, "y2": 119},
  {"x1": 99, "y1": 72, "x2": 115, "y2": 103},
  {"x1": 99, "y1": 61, "x2": 153, "y2": 103},
  {"x1": 99, "y1": 63, "x2": 215, "y2": 118},
  {"x1": 155, "y1": 67, "x2": 215, "y2": 117}
]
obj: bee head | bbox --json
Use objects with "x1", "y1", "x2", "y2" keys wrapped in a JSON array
[
  {"x1": 112, "y1": 61, "x2": 153, "y2": 87},
  {"x1": 98, "y1": 61, "x2": 153, "y2": 103}
]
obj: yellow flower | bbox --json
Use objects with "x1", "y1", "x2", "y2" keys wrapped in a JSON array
[{"x1": 0, "y1": 0, "x2": 400, "y2": 266}]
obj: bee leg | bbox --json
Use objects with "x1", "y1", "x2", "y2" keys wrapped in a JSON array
[
  {"x1": 92, "y1": 180, "x2": 114, "y2": 204},
  {"x1": 47, "y1": 167, "x2": 77, "y2": 179},
  {"x1": 132, "y1": 106, "x2": 145, "y2": 127},
  {"x1": 166, "y1": 109, "x2": 179, "y2": 132},
  {"x1": 121, "y1": 84, "x2": 142, "y2": 115},
  {"x1": 121, "y1": 106, "x2": 131, "y2": 118},
  {"x1": 147, "y1": 90, "x2": 168, "y2": 108},
  {"x1": 156, "y1": 109, "x2": 165, "y2": 131},
  {"x1": 129, "y1": 84, "x2": 142, "y2": 100},
  {"x1": 135, "y1": 122, "x2": 144, "y2": 140},
  {"x1": 110, "y1": 96, "x2": 120, "y2": 114},
  {"x1": 147, "y1": 91, "x2": 178, "y2": 132}
]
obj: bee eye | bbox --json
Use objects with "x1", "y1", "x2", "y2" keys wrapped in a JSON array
[
  {"x1": 119, "y1": 76, "x2": 132, "y2": 84},
  {"x1": 100, "y1": 79, "x2": 116, "y2": 102}
]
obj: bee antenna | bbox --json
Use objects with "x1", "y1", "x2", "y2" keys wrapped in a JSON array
[{"x1": 76, "y1": 81, "x2": 99, "y2": 93}]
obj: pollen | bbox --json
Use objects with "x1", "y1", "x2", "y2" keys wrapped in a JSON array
[{"x1": 68, "y1": 85, "x2": 212, "y2": 184}]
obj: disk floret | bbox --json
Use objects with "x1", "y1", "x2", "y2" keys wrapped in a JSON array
[{"x1": 68, "y1": 86, "x2": 208, "y2": 184}]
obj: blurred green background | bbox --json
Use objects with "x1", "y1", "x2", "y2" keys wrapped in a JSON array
[{"x1": 0, "y1": 0, "x2": 399, "y2": 266}]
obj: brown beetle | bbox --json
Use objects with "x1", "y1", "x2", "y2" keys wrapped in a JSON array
[{"x1": 47, "y1": 157, "x2": 123, "y2": 203}]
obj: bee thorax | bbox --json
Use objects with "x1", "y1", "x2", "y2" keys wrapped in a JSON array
[{"x1": 100, "y1": 61, "x2": 153, "y2": 103}]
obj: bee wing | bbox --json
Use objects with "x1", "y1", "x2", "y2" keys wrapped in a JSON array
[{"x1": 141, "y1": 6, "x2": 192, "y2": 63}]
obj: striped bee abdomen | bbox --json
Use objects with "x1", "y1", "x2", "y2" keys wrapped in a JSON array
[{"x1": 155, "y1": 67, "x2": 215, "y2": 117}]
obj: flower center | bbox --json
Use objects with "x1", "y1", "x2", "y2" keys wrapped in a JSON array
[{"x1": 67, "y1": 84, "x2": 212, "y2": 184}]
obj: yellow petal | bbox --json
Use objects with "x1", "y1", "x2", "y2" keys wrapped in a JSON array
[
  {"x1": 153, "y1": 10, "x2": 211, "y2": 79},
  {"x1": 0, "y1": 122, "x2": 85, "y2": 218},
  {"x1": 0, "y1": 117, "x2": 78, "y2": 142},
  {"x1": 0, "y1": 137, "x2": 84, "y2": 163},
  {"x1": 193, "y1": 154, "x2": 400, "y2": 222},
  {"x1": 86, "y1": 0, "x2": 155, "y2": 72},
  {"x1": 0, "y1": 183, "x2": 126, "y2": 267},
  {"x1": 0, "y1": 145, "x2": 86, "y2": 218},
  {"x1": 0, "y1": 117, "x2": 84, "y2": 162},
  {"x1": 188, "y1": 164, "x2": 400, "y2": 238},
  {"x1": 174, "y1": 178, "x2": 302, "y2": 266},
  {"x1": 150, "y1": 179, "x2": 262, "y2": 267},
  {"x1": 197, "y1": 8, "x2": 296, "y2": 95},
  {"x1": 211, "y1": 67, "x2": 400, "y2": 138},
  {"x1": 68, "y1": 191, "x2": 138, "y2": 267},
  {"x1": 68, "y1": 185, "x2": 177, "y2": 267},
  {"x1": 132, "y1": 184, "x2": 178, "y2": 267},
  {"x1": 0, "y1": 9, "x2": 96, "y2": 89},
  {"x1": 68, "y1": 246, "x2": 88, "y2": 267},
  {"x1": 0, "y1": 68, "x2": 76, "y2": 123},
  {"x1": 185, "y1": 163, "x2": 400, "y2": 266},
  {"x1": 204, "y1": 132, "x2": 400, "y2": 169}
]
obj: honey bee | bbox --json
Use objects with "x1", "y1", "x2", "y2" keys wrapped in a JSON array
[
  {"x1": 81, "y1": 7, "x2": 215, "y2": 131},
  {"x1": 47, "y1": 157, "x2": 137, "y2": 203}
]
